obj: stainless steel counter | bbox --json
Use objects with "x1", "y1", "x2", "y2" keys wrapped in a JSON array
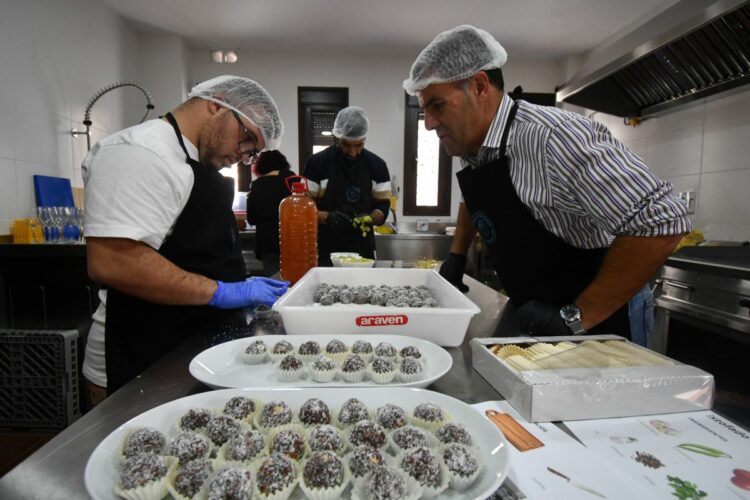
[{"x1": 0, "y1": 275, "x2": 506, "y2": 500}]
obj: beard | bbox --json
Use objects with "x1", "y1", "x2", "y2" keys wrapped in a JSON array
[{"x1": 198, "y1": 114, "x2": 234, "y2": 169}]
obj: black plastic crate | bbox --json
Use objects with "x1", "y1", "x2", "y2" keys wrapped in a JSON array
[{"x1": 0, "y1": 329, "x2": 80, "y2": 429}]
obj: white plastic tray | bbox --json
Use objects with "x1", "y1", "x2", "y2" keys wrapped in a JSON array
[
  {"x1": 273, "y1": 268, "x2": 481, "y2": 346},
  {"x1": 189, "y1": 334, "x2": 453, "y2": 389},
  {"x1": 84, "y1": 387, "x2": 510, "y2": 500}
]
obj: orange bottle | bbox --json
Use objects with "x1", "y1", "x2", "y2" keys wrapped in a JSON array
[{"x1": 279, "y1": 176, "x2": 318, "y2": 284}]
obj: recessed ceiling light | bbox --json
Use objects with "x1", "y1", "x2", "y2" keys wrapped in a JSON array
[
  {"x1": 224, "y1": 50, "x2": 238, "y2": 64},
  {"x1": 210, "y1": 50, "x2": 224, "y2": 63}
]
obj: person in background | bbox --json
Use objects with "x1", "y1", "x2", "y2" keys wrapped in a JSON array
[
  {"x1": 403, "y1": 26, "x2": 691, "y2": 344},
  {"x1": 82, "y1": 75, "x2": 289, "y2": 403},
  {"x1": 246, "y1": 150, "x2": 296, "y2": 276},
  {"x1": 303, "y1": 106, "x2": 392, "y2": 265}
]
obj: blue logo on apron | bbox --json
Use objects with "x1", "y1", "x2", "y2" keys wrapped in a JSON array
[
  {"x1": 472, "y1": 210, "x2": 496, "y2": 245},
  {"x1": 346, "y1": 185, "x2": 361, "y2": 203}
]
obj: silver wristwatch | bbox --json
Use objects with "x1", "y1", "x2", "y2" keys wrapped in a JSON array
[{"x1": 560, "y1": 303, "x2": 586, "y2": 335}]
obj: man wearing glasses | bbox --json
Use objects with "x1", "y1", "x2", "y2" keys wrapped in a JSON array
[{"x1": 81, "y1": 75, "x2": 288, "y2": 401}]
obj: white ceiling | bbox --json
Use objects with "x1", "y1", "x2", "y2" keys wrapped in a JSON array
[{"x1": 101, "y1": 0, "x2": 675, "y2": 60}]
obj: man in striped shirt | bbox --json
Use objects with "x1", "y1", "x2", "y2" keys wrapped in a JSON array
[
  {"x1": 303, "y1": 106, "x2": 392, "y2": 265},
  {"x1": 404, "y1": 25, "x2": 690, "y2": 344}
]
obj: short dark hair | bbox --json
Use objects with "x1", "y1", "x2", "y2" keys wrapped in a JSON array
[
  {"x1": 484, "y1": 68, "x2": 504, "y2": 91},
  {"x1": 458, "y1": 68, "x2": 504, "y2": 93},
  {"x1": 255, "y1": 150, "x2": 291, "y2": 176}
]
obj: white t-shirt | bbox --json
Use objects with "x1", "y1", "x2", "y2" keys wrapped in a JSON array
[{"x1": 82, "y1": 119, "x2": 198, "y2": 388}]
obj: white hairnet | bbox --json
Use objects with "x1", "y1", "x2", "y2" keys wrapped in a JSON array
[
  {"x1": 188, "y1": 75, "x2": 284, "y2": 151},
  {"x1": 332, "y1": 106, "x2": 369, "y2": 141},
  {"x1": 403, "y1": 25, "x2": 507, "y2": 96}
]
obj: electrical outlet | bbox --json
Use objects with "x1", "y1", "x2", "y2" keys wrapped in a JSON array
[
  {"x1": 416, "y1": 219, "x2": 430, "y2": 232},
  {"x1": 677, "y1": 190, "x2": 696, "y2": 215}
]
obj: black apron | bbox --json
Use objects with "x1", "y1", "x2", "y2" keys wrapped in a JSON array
[
  {"x1": 104, "y1": 113, "x2": 246, "y2": 394},
  {"x1": 456, "y1": 101, "x2": 630, "y2": 336},
  {"x1": 317, "y1": 149, "x2": 376, "y2": 264}
]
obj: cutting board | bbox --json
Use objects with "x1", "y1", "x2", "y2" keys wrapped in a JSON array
[{"x1": 33, "y1": 175, "x2": 74, "y2": 207}]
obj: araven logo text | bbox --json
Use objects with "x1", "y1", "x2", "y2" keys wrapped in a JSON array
[{"x1": 355, "y1": 315, "x2": 409, "y2": 327}]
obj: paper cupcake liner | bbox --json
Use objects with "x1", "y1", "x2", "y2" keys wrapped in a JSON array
[
  {"x1": 300, "y1": 352, "x2": 323, "y2": 364},
  {"x1": 339, "y1": 368, "x2": 366, "y2": 383},
  {"x1": 350, "y1": 351, "x2": 373, "y2": 364},
  {"x1": 372, "y1": 354, "x2": 398, "y2": 365},
  {"x1": 165, "y1": 458, "x2": 216, "y2": 500},
  {"x1": 115, "y1": 456, "x2": 177, "y2": 500},
  {"x1": 394, "y1": 448, "x2": 449, "y2": 498},
  {"x1": 396, "y1": 369, "x2": 424, "y2": 384},
  {"x1": 309, "y1": 365, "x2": 337, "y2": 383},
  {"x1": 250, "y1": 456, "x2": 299, "y2": 500},
  {"x1": 350, "y1": 466, "x2": 423, "y2": 500},
  {"x1": 241, "y1": 350, "x2": 268, "y2": 365},
  {"x1": 297, "y1": 456, "x2": 351, "y2": 500},
  {"x1": 275, "y1": 364, "x2": 305, "y2": 383},
  {"x1": 367, "y1": 365, "x2": 397, "y2": 385},
  {"x1": 271, "y1": 347, "x2": 297, "y2": 363},
  {"x1": 410, "y1": 409, "x2": 452, "y2": 433},
  {"x1": 324, "y1": 350, "x2": 350, "y2": 367},
  {"x1": 386, "y1": 425, "x2": 438, "y2": 455},
  {"x1": 343, "y1": 448, "x2": 396, "y2": 487},
  {"x1": 439, "y1": 443, "x2": 484, "y2": 491},
  {"x1": 266, "y1": 424, "x2": 308, "y2": 462}
]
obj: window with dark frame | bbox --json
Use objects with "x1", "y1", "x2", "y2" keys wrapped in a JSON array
[
  {"x1": 298, "y1": 87, "x2": 348, "y2": 169},
  {"x1": 403, "y1": 93, "x2": 452, "y2": 216}
]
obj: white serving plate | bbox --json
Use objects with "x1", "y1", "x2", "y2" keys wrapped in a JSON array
[
  {"x1": 273, "y1": 268, "x2": 480, "y2": 346},
  {"x1": 189, "y1": 334, "x2": 453, "y2": 389},
  {"x1": 84, "y1": 387, "x2": 510, "y2": 500}
]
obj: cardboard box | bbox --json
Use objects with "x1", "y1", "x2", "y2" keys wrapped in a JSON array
[{"x1": 471, "y1": 335, "x2": 714, "y2": 422}]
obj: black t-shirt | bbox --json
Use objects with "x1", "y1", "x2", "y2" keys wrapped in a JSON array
[{"x1": 246, "y1": 170, "x2": 295, "y2": 258}]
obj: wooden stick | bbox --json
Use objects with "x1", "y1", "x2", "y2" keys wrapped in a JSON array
[{"x1": 485, "y1": 410, "x2": 544, "y2": 452}]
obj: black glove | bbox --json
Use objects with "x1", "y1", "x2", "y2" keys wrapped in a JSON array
[
  {"x1": 326, "y1": 211, "x2": 352, "y2": 231},
  {"x1": 515, "y1": 300, "x2": 570, "y2": 336},
  {"x1": 439, "y1": 253, "x2": 469, "y2": 293}
]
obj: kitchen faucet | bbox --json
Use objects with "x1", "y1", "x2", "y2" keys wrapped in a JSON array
[{"x1": 71, "y1": 81, "x2": 155, "y2": 151}]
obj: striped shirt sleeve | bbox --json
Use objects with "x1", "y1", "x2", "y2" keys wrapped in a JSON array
[{"x1": 545, "y1": 117, "x2": 691, "y2": 237}]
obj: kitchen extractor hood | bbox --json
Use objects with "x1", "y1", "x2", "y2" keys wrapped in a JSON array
[{"x1": 557, "y1": 0, "x2": 750, "y2": 117}]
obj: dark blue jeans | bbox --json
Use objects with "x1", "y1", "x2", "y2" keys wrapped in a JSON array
[{"x1": 628, "y1": 284, "x2": 654, "y2": 347}]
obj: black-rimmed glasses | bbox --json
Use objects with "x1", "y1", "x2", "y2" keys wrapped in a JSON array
[{"x1": 231, "y1": 110, "x2": 259, "y2": 165}]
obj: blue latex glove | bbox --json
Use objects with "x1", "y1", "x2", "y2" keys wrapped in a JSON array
[{"x1": 209, "y1": 277, "x2": 289, "y2": 309}]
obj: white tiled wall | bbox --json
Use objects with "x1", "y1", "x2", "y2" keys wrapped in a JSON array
[
  {"x1": 588, "y1": 86, "x2": 750, "y2": 242},
  {"x1": 190, "y1": 49, "x2": 563, "y2": 222},
  {"x1": 0, "y1": 0, "x2": 143, "y2": 234}
]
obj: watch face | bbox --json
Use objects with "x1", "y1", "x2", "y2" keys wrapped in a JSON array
[{"x1": 560, "y1": 304, "x2": 581, "y2": 322}]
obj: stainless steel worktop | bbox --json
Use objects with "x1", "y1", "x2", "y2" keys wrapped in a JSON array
[{"x1": 0, "y1": 275, "x2": 506, "y2": 500}]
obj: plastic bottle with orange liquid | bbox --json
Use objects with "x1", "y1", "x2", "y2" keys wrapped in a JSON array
[{"x1": 279, "y1": 176, "x2": 318, "y2": 284}]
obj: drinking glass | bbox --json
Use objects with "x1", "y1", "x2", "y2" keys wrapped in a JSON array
[
  {"x1": 36, "y1": 207, "x2": 54, "y2": 243},
  {"x1": 61, "y1": 206, "x2": 77, "y2": 243},
  {"x1": 51, "y1": 207, "x2": 68, "y2": 243},
  {"x1": 74, "y1": 207, "x2": 85, "y2": 242}
]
